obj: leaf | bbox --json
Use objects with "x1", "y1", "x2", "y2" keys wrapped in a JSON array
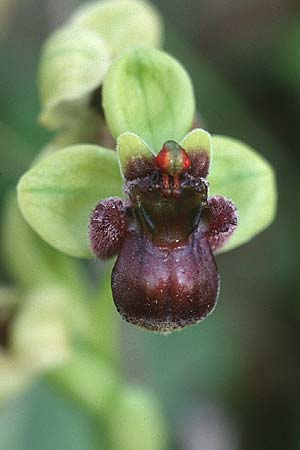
[
  {"x1": 209, "y1": 136, "x2": 277, "y2": 252},
  {"x1": 117, "y1": 132, "x2": 154, "y2": 178},
  {"x1": 102, "y1": 47, "x2": 195, "y2": 151},
  {"x1": 17, "y1": 145, "x2": 123, "y2": 258},
  {"x1": 69, "y1": 0, "x2": 163, "y2": 55},
  {"x1": 38, "y1": 27, "x2": 110, "y2": 130}
]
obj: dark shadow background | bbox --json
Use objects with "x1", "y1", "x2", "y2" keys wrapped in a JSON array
[{"x1": 1, "y1": 1, "x2": 300, "y2": 449}]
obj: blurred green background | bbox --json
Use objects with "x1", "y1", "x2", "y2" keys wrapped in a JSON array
[{"x1": 1, "y1": 1, "x2": 300, "y2": 449}]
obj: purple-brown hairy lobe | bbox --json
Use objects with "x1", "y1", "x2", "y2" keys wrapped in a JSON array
[
  {"x1": 89, "y1": 198, "x2": 128, "y2": 258},
  {"x1": 89, "y1": 140, "x2": 238, "y2": 333},
  {"x1": 204, "y1": 196, "x2": 238, "y2": 252}
]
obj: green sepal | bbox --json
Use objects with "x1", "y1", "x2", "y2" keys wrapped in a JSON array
[
  {"x1": 209, "y1": 136, "x2": 277, "y2": 252},
  {"x1": 17, "y1": 145, "x2": 123, "y2": 258},
  {"x1": 103, "y1": 47, "x2": 195, "y2": 151}
]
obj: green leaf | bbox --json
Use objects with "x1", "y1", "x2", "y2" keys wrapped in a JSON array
[
  {"x1": 181, "y1": 128, "x2": 212, "y2": 170},
  {"x1": 209, "y1": 136, "x2": 277, "y2": 252},
  {"x1": 69, "y1": 0, "x2": 163, "y2": 55},
  {"x1": 17, "y1": 145, "x2": 123, "y2": 258},
  {"x1": 39, "y1": 27, "x2": 110, "y2": 130},
  {"x1": 102, "y1": 47, "x2": 195, "y2": 151},
  {"x1": 117, "y1": 132, "x2": 154, "y2": 178}
]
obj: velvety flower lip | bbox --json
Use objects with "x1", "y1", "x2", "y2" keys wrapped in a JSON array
[{"x1": 89, "y1": 136, "x2": 238, "y2": 333}]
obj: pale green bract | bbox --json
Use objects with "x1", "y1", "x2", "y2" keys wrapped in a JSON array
[
  {"x1": 17, "y1": 145, "x2": 123, "y2": 258},
  {"x1": 39, "y1": 27, "x2": 110, "y2": 130},
  {"x1": 209, "y1": 136, "x2": 277, "y2": 252},
  {"x1": 103, "y1": 47, "x2": 195, "y2": 151}
]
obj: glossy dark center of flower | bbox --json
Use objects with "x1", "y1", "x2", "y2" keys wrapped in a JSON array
[
  {"x1": 136, "y1": 185, "x2": 207, "y2": 247},
  {"x1": 128, "y1": 176, "x2": 207, "y2": 247}
]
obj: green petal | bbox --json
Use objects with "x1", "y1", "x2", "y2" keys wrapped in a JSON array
[
  {"x1": 117, "y1": 132, "x2": 154, "y2": 178},
  {"x1": 69, "y1": 0, "x2": 163, "y2": 55},
  {"x1": 180, "y1": 127, "x2": 212, "y2": 163},
  {"x1": 102, "y1": 47, "x2": 195, "y2": 152},
  {"x1": 39, "y1": 27, "x2": 110, "y2": 130},
  {"x1": 17, "y1": 145, "x2": 123, "y2": 258},
  {"x1": 209, "y1": 136, "x2": 277, "y2": 252}
]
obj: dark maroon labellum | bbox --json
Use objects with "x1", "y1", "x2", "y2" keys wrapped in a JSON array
[{"x1": 89, "y1": 141, "x2": 238, "y2": 333}]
